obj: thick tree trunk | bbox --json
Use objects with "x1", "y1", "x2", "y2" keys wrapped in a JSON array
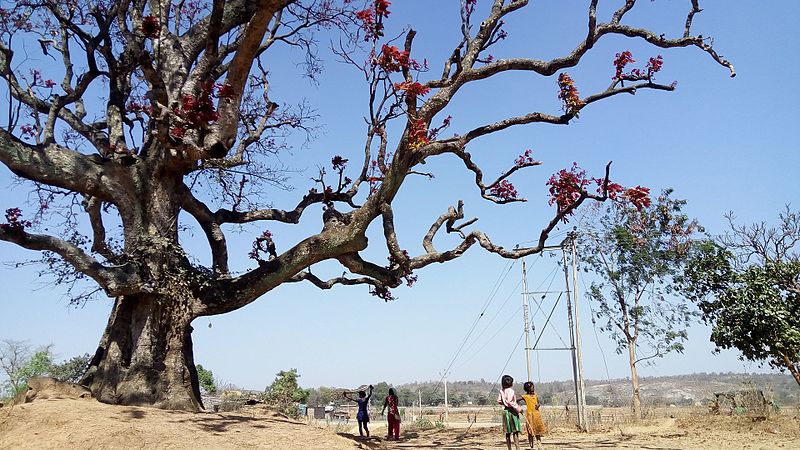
[
  {"x1": 81, "y1": 293, "x2": 203, "y2": 411},
  {"x1": 627, "y1": 343, "x2": 641, "y2": 420}
]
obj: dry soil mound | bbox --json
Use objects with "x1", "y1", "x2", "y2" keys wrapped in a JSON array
[{"x1": 0, "y1": 397, "x2": 360, "y2": 450}]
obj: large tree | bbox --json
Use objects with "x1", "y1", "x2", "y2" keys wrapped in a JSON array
[
  {"x1": 576, "y1": 189, "x2": 701, "y2": 419},
  {"x1": 682, "y1": 208, "x2": 800, "y2": 386},
  {"x1": 0, "y1": 0, "x2": 734, "y2": 411}
]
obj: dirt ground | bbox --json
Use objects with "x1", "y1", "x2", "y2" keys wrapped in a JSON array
[{"x1": 1, "y1": 398, "x2": 799, "y2": 449}]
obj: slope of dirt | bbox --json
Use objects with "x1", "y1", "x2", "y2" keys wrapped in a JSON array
[
  {"x1": 0, "y1": 398, "x2": 360, "y2": 450},
  {"x1": 2, "y1": 398, "x2": 799, "y2": 449}
]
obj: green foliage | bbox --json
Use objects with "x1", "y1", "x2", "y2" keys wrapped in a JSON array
[
  {"x1": 413, "y1": 417, "x2": 435, "y2": 430},
  {"x1": 0, "y1": 340, "x2": 89, "y2": 397},
  {"x1": 578, "y1": 189, "x2": 700, "y2": 361},
  {"x1": 264, "y1": 368, "x2": 310, "y2": 419},
  {"x1": 48, "y1": 354, "x2": 91, "y2": 384},
  {"x1": 196, "y1": 364, "x2": 217, "y2": 395},
  {"x1": 682, "y1": 227, "x2": 800, "y2": 383}
]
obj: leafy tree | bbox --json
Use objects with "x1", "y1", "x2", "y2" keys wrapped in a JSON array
[
  {"x1": 0, "y1": 340, "x2": 90, "y2": 396},
  {"x1": 0, "y1": 0, "x2": 734, "y2": 410},
  {"x1": 195, "y1": 364, "x2": 217, "y2": 395},
  {"x1": 48, "y1": 354, "x2": 92, "y2": 384},
  {"x1": 0, "y1": 339, "x2": 33, "y2": 397},
  {"x1": 577, "y1": 189, "x2": 701, "y2": 418},
  {"x1": 264, "y1": 368, "x2": 310, "y2": 418},
  {"x1": 682, "y1": 207, "x2": 800, "y2": 386}
]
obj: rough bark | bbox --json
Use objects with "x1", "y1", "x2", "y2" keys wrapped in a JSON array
[{"x1": 82, "y1": 293, "x2": 202, "y2": 411}]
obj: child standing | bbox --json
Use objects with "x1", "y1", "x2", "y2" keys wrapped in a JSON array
[
  {"x1": 497, "y1": 374, "x2": 522, "y2": 450},
  {"x1": 521, "y1": 381, "x2": 546, "y2": 449},
  {"x1": 344, "y1": 385, "x2": 373, "y2": 438}
]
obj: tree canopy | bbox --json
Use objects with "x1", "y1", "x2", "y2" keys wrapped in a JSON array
[
  {"x1": 0, "y1": 0, "x2": 734, "y2": 410},
  {"x1": 682, "y1": 208, "x2": 800, "y2": 386},
  {"x1": 577, "y1": 189, "x2": 701, "y2": 417}
]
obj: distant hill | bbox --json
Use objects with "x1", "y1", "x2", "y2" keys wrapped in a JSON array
[{"x1": 308, "y1": 373, "x2": 798, "y2": 408}]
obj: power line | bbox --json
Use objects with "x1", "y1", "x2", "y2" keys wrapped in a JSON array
[{"x1": 437, "y1": 259, "x2": 517, "y2": 384}]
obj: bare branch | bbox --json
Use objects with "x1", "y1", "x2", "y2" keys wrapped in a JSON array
[{"x1": 0, "y1": 228, "x2": 139, "y2": 297}]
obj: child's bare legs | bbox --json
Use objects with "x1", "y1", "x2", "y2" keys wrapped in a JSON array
[
  {"x1": 357, "y1": 420, "x2": 364, "y2": 437},
  {"x1": 527, "y1": 432, "x2": 534, "y2": 449},
  {"x1": 363, "y1": 421, "x2": 370, "y2": 437},
  {"x1": 504, "y1": 432, "x2": 521, "y2": 450}
]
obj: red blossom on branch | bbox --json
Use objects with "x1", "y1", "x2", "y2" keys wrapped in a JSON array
[
  {"x1": 355, "y1": 1, "x2": 390, "y2": 42},
  {"x1": 557, "y1": 73, "x2": 583, "y2": 113},
  {"x1": 613, "y1": 51, "x2": 635, "y2": 80},
  {"x1": 646, "y1": 55, "x2": 663, "y2": 79},
  {"x1": 407, "y1": 117, "x2": 429, "y2": 149},
  {"x1": 490, "y1": 180, "x2": 518, "y2": 201},
  {"x1": 331, "y1": 155, "x2": 349, "y2": 171},
  {"x1": 249, "y1": 230, "x2": 276, "y2": 262},
  {"x1": 547, "y1": 163, "x2": 591, "y2": 215},
  {"x1": 174, "y1": 82, "x2": 219, "y2": 127},
  {"x1": 595, "y1": 180, "x2": 624, "y2": 199},
  {"x1": 142, "y1": 15, "x2": 160, "y2": 38},
  {"x1": 374, "y1": 0, "x2": 391, "y2": 17},
  {"x1": 514, "y1": 149, "x2": 535, "y2": 167},
  {"x1": 19, "y1": 124, "x2": 36, "y2": 138},
  {"x1": 377, "y1": 45, "x2": 416, "y2": 72},
  {"x1": 394, "y1": 81, "x2": 430, "y2": 96},
  {"x1": 1, "y1": 208, "x2": 32, "y2": 231},
  {"x1": 623, "y1": 186, "x2": 652, "y2": 210}
]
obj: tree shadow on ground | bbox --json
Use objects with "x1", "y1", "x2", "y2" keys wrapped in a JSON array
[{"x1": 170, "y1": 413, "x2": 277, "y2": 433}]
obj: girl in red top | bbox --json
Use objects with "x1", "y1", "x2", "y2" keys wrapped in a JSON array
[{"x1": 381, "y1": 388, "x2": 401, "y2": 440}]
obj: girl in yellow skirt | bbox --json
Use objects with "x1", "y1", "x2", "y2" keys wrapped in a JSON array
[
  {"x1": 521, "y1": 381, "x2": 546, "y2": 449},
  {"x1": 497, "y1": 374, "x2": 522, "y2": 450}
]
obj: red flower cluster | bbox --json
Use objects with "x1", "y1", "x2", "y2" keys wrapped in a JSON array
[
  {"x1": 356, "y1": 0, "x2": 390, "y2": 41},
  {"x1": 596, "y1": 180, "x2": 624, "y2": 199},
  {"x1": 249, "y1": 230, "x2": 276, "y2": 261},
  {"x1": 19, "y1": 124, "x2": 35, "y2": 138},
  {"x1": 407, "y1": 117, "x2": 429, "y2": 149},
  {"x1": 394, "y1": 81, "x2": 430, "y2": 96},
  {"x1": 377, "y1": 45, "x2": 416, "y2": 72},
  {"x1": 214, "y1": 82, "x2": 236, "y2": 100},
  {"x1": 557, "y1": 73, "x2": 583, "y2": 112},
  {"x1": 646, "y1": 55, "x2": 663, "y2": 78},
  {"x1": 375, "y1": 0, "x2": 391, "y2": 17},
  {"x1": 613, "y1": 51, "x2": 635, "y2": 80},
  {"x1": 514, "y1": 149, "x2": 535, "y2": 167},
  {"x1": 171, "y1": 81, "x2": 224, "y2": 138},
  {"x1": 331, "y1": 155, "x2": 348, "y2": 171},
  {"x1": 1, "y1": 208, "x2": 32, "y2": 232},
  {"x1": 127, "y1": 101, "x2": 153, "y2": 115},
  {"x1": 613, "y1": 51, "x2": 664, "y2": 81},
  {"x1": 622, "y1": 186, "x2": 652, "y2": 210},
  {"x1": 490, "y1": 180, "x2": 518, "y2": 201},
  {"x1": 142, "y1": 15, "x2": 159, "y2": 38},
  {"x1": 547, "y1": 163, "x2": 591, "y2": 214}
]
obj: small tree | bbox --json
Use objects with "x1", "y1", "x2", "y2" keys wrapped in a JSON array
[
  {"x1": 195, "y1": 364, "x2": 217, "y2": 395},
  {"x1": 0, "y1": 340, "x2": 89, "y2": 396},
  {"x1": 0, "y1": 339, "x2": 32, "y2": 397},
  {"x1": 577, "y1": 189, "x2": 701, "y2": 419},
  {"x1": 264, "y1": 368, "x2": 309, "y2": 418},
  {"x1": 682, "y1": 207, "x2": 800, "y2": 386}
]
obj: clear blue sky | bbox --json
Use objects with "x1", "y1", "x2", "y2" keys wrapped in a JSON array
[{"x1": 1, "y1": 1, "x2": 798, "y2": 391}]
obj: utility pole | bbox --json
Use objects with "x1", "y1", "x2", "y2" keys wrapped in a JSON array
[
  {"x1": 570, "y1": 233, "x2": 588, "y2": 431},
  {"x1": 418, "y1": 388, "x2": 422, "y2": 419},
  {"x1": 562, "y1": 234, "x2": 587, "y2": 431},
  {"x1": 443, "y1": 372, "x2": 449, "y2": 422},
  {"x1": 521, "y1": 258, "x2": 533, "y2": 382}
]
